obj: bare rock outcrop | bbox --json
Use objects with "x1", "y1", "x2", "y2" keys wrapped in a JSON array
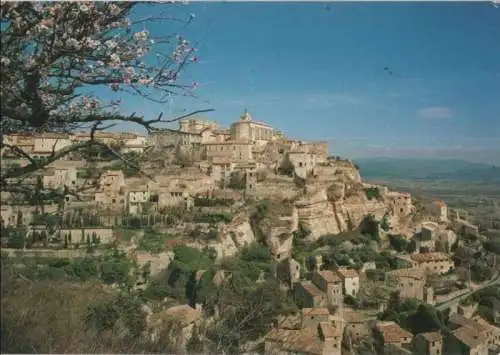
[{"x1": 211, "y1": 212, "x2": 256, "y2": 259}]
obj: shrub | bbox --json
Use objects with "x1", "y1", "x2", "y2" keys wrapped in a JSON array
[{"x1": 364, "y1": 187, "x2": 381, "y2": 200}]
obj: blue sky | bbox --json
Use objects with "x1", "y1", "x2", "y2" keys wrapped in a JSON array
[{"x1": 109, "y1": 2, "x2": 500, "y2": 165}]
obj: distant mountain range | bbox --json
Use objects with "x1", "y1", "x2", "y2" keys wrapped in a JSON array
[{"x1": 353, "y1": 157, "x2": 500, "y2": 183}]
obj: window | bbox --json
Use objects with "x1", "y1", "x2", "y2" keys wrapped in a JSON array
[
  {"x1": 299, "y1": 162, "x2": 303, "y2": 167},
  {"x1": 112, "y1": 198, "x2": 116, "y2": 203}
]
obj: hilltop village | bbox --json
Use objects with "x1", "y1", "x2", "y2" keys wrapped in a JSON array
[{"x1": 1, "y1": 111, "x2": 499, "y2": 355}]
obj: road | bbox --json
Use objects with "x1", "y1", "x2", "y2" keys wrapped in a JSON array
[{"x1": 435, "y1": 272, "x2": 500, "y2": 311}]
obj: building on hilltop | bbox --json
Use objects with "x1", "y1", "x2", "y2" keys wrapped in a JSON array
[
  {"x1": 427, "y1": 200, "x2": 448, "y2": 223},
  {"x1": 230, "y1": 110, "x2": 274, "y2": 145}
]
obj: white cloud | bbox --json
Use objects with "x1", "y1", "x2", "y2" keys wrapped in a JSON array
[{"x1": 417, "y1": 106, "x2": 453, "y2": 119}]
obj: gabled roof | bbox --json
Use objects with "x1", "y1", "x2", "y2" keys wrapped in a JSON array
[
  {"x1": 452, "y1": 326, "x2": 487, "y2": 349},
  {"x1": 418, "y1": 331, "x2": 442, "y2": 342},
  {"x1": 376, "y1": 321, "x2": 413, "y2": 344},
  {"x1": 317, "y1": 270, "x2": 342, "y2": 283}
]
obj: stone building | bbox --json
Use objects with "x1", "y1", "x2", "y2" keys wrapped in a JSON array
[
  {"x1": 421, "y1": 222, "x2": 439, "y2": 241},
  {"x1": 336, "y1": 267, "x2": 360, "y2": 297},
  {"x1": 265, "y1": 315, "x2": 343, "y2": 355},
  {"x1": 342, "y1": 308, "x2": 371, "y2": 345},
  {"x1": 386, "y1": 191, "x2": 412, "y2": 219},
  {"x1": 32, "y1": 133, "x2": 72, "y2": 157},
  {"x1": 42, "y1": 167, "x2": 77, "y2": 189},
  {"x1": 374, "y1": 321, "x2": 413, "y2": 351},
  {"x1": 412, "y1": 332, "x2": 443, "y2": 355},
  {"x1": 230, "y1": 110, "x2": 274, "y2": 145},
  {"x1": 179, "y1": 117, "x2": 218, "y2": 134},
  {"x1": 94, "y1": 170, "x2": 125, "y2": 206},
  {"x1": 311, "y1": 270, "x2": 344, "y2": 306},
  {"x1": 385, "y1": 268, "x2": 428, "y2": 301},
  {"x1": 427, "y1": 200, "x2": 448, "y2": 223},
  {"x1": 204, "y1": 140, "x2": 253, "y2": 162},
  {"x1": 294, "y1": 281, "x2": 326, "y2": 308},
  {"x1": 409, "y1": 252, "x2": 454, "y2": 274},
  {"x1": 446, "y1": 322, "x2": 488, "y2": 355}
]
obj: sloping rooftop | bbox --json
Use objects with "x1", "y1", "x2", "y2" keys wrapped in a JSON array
[
  {"x1": 376, "y1": 321, "x2": 413, "y2": 344},
  {"x1": 386, "y1": 268, "x2": 425, "y2": 280},
  {"x1": 319, "y1": 322, "x2": 341, "y2": 339},
  {"x1": 336, "y1": 267, "x2": 359, "y2": 279},
  {"x1": 418, "y1": 331, "x2": 442, "y2": 342},
  {"x1": 317, "y1": 270, "x2": 342, "y2": 283},
  {"x1": 452, "y1": 326, "x2": 487, "y2": 349},
  {"x1": 302, "y1": 308, "x2": 330, "y2": 317},
  {"x1": 410, "y1": 252, "x2": 450, "y2": 263},
  {"x1": 265, "y1": 327, "x2": 324, "y2": 355},
  {"x1": 299, "y1": 281, "x2": 325, "y2": 299}
]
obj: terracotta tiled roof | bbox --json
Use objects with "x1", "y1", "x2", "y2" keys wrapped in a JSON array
[
  {"x1": 418, "y1": 331, "x2": 442, "y2": 342},
  {"x1": 343, "y1": 309, "x2": 366, "y2": 324},
  {"x1": 318, "y1": 270, "x2": 341, "y2": 283},
  {"x1": 452, "y1": 326, "x2": 487, "y2": 349},
  {"x1": 471, "y1": 315, "x2": 498, "y2": 333},
  {"x1": 386, "y1": 268, "x2": 425, "y2": 280},
  {"x1": 410, "y1": 252, "x2": 450, "y2": 263},
  {"x1": 319, "y1": 322, "x2": 341, "y2": 339},
  {"x1": 376, "y1": 321, "x2": 413, "y2": 344},
  {"x1": 302, "y1": 308, "x2": 330, "y2": 317},
  {"x1": 448, "y1": 313, "x2": 471, "y2": 327},
  {"x1": 299, "y1": 282, "x2": 325, "y2": 299},
  {"x1": 265, "y1": 327, "x2": 324, "y2": 355},
  {"x1": 336, "y1": 267, "x2": 359, "y2": 279}
]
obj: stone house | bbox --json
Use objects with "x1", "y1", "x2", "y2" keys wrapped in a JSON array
[
  {"x1": 446, "y1": 325, "x2": 488, "y2": 355},
  {"x1": 128, "y1": 190, "x2": 152, "y2": 215},
  {"x1": 95, "y1": 171, "x2": 126, "y2": 206},
  {"x1": 471, "y1": 315, "x2": 500, "y2": 348},
  {"x1": 427, "y1": 200, "x2": 448, "y2": 223},
  {"x1": 301, "y1": 308, "x2": 331, "y2": 329},
  {"x1": 385, "y1": 268, "x2": 428, "y2": 302},
  {"x1": 43, "y1": 167, "x2": 77, "y2": 189},
  {"x1": 342, "y1": 308, "x2": 371, "y2": 344},
  {"x1": 386, "y1": 191, "x2": 413, "y2": 218},
  {"x1": 231, "y1": 110, "x2": 274, "y2": 145},
  {"x1": 264, "y1": 320, "x2": 342, "y2": 355},
  {"x1": 158, "y1": 189, "x2": 193, "y2": 210},
  {"x1": 421, "y1": 222, "x2": 439, "y2": 241},
  {"x1": 311, "y1": 270, "x2": 344, "y2": 306},
  {"x1": 1, "y1": 205, "x2": 35, "y2": 227},
  {"x1": 412, "y1": 332, "x2": 443, "y2": 355},
  {"x1": 294, "y1": 281, "x2": 326, "y2": 308},
  {"x1": 121, "y1": 133, "x2": 147, "y2": 154},
  {"x1": 204, "y1": 140, "x2": 253, "y2": 162},
  {"x1": 150, "y1": 127, "x2": 203, "y2": 149},
  {"x1": 336, "y1": 267, "x2": 360, "y2": 297},
  {"x1": 409, "y1": 252, "x2": 454, "y2": 274},
  {"x1": 374, "y1": 321, "x2": 413, "y2": 351},
  {"x1": 32, "y1": 133, "x2": 72, "y2": 158}
]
